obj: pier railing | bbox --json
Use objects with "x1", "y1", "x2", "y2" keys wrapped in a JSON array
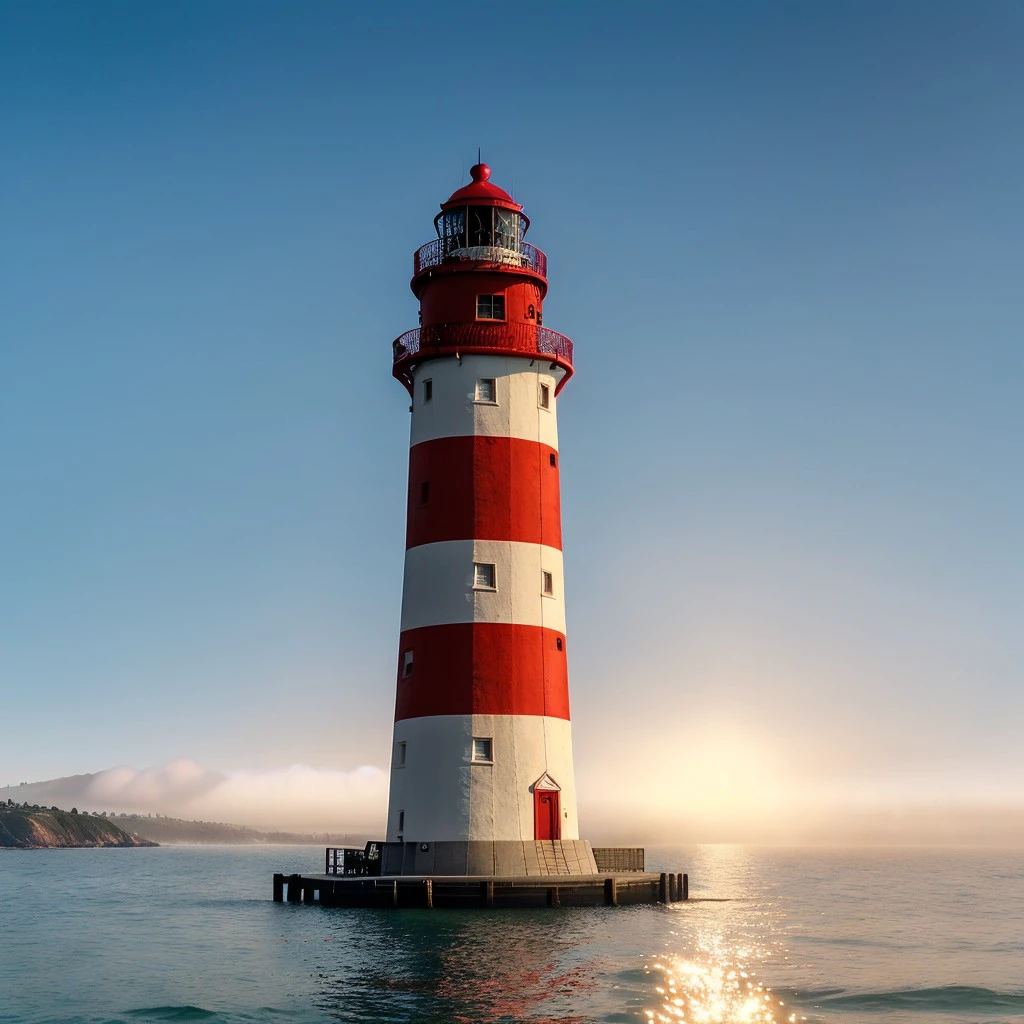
[
  {"x1": 592, "y1": 847, "x2": 645, "y2": 872},
  {"x1": 325, "y1": 842, "x2": 382, "y2": 876}
]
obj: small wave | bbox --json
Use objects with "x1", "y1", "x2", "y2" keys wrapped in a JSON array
[
  {"x1": 796, "y1": 985, "x2": 1024, "y2": 1013},
  {"x1": 124, "y1": 1008, "x2": 219, "y2": 1022}
]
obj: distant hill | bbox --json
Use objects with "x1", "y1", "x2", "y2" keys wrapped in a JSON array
[
  {"x1": 113, "y1": 814, "x2": 365, "y2": 846},
  {"x1": 0, "y1": 805, "x2": 157, "y2": 849},
  {"x1": 1, "y1": 771, "x2": 113, "y2": 807}
]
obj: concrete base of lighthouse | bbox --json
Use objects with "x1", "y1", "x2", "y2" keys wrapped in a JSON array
[{"x1": 380, "y1": 839, "x2": 598, "y2": 876}]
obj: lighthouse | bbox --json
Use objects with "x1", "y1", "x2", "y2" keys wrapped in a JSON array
[
  {"x1": 382, "y1": 163, "x2": 599, "y2": 877},
  {"x1": 270, "y1": 164, "x2": 684, "y2": 903}
]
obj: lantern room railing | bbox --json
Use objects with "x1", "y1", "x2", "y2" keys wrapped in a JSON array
[
  {"x1": 413, "y1": 239, "x2": 547, "y2": 279},
  {"x1": 392, "y1": 323, "x2": 572, "y2": 366}
]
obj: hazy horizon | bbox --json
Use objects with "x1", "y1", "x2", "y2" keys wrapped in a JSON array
[{"x1": 4, "y1": 760, "x2": 1023, "y2": 848}]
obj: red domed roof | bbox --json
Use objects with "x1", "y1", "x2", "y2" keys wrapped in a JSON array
[{"x1": 441, "y1": 163, "x2": 522, "y2": 212}]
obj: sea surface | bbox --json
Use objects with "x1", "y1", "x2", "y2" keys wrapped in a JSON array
[{"x1": 1, "y1": 845, "x2": 1022, "y2": 1024}]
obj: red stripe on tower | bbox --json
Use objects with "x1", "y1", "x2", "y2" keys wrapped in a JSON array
[{"x1": 406, "y1": 436, "x2": 562, "y2": 549}]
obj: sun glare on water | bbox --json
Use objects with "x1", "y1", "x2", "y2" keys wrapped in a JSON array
[{"x1": 645, "y1": 955, "x2": 804, "y2": 1024}]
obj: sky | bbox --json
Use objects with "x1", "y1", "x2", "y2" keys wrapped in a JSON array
[{"x1": 1, "y1": 0, "x2": 1022, "y2": 843}]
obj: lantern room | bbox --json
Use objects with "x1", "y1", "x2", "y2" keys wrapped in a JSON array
[{"x1": 394, "y1": 163, "x2": 573, "y2": 396}]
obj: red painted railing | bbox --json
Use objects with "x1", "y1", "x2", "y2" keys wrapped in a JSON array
[
  {"x1": 392, "y1": 323, "x2": 573, "y2": 366},
  {"x1": 413, "y1": 240, "x2": 547, "y2": 278}
]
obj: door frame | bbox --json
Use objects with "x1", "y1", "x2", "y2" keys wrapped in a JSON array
[{"x1": 533, "y1": 786, "x2": 561, "y2": 840}]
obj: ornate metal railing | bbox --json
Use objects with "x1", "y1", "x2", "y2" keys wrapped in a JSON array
[
  {"x1": 413, "y1": 239, "x2": 547, "y2": 278},
  {"x1": 392, "y1": 323, "x2": 573, "y2": 367}
]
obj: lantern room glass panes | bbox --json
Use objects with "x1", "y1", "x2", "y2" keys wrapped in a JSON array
[
  {"x1": 439, "y1": 208, "x2": 466, "y2": 256},
  {"x1": 468, "y1": 206, "x2": 492, "y2": 248},
  {"x1": 436, "y1": 206, "x2": 523, "y2": 256},
  {"x1": 494, "y1": 209, "x2": 517, "y2": 250}
]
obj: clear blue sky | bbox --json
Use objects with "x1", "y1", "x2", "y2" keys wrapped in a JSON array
[{"x1": 1, "y1": 0, "x2": 1021, "y2": 836}]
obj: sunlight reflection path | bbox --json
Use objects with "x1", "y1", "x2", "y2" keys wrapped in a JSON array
[{"x1": 646, "y1": 934, "x2": 806, "y2": 1024}]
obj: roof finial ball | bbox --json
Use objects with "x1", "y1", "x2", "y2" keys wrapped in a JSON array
[{"x1": 470, "y1": 162, "x2": 491, "y2": 183}]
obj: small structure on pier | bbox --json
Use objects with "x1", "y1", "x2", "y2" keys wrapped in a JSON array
[{"x1": 275, "y1": 163, "x2": 684, "y2": 907}]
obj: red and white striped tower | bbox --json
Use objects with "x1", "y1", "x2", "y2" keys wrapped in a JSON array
[{"x1": 383, "y1": 164, "x2": 597, "y2": 876}]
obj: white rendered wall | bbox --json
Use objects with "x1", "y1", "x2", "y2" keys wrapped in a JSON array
[
  {"x1": 410, "y1": 355, "x2": 565, "y2": 448},
  {"x1": 386, "y1": 715, "x2": 579, "y2": 842},
  {"x1": 400, "y1": 540, "x2": 566, "y2": 633}
]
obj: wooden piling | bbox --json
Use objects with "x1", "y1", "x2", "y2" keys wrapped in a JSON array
[
  {"x1": 546, "y1": 886, "x2": 560, "y2": 907},
  {"x1": 303, "y1": 884, "x2": 315, "y2": 904},
  {"x1": 272, "y1": 873, "x2": 284, "y2": 902},
  {"x1": 480, "y1": 880, "x2": 494, "y2": 908},
  {"x1": 682, "y1": 873, "x2": 688, "y2": 900},
  {"x1": 604, "y1": 877, "x2": 617, "y2": 906},
  {"x1": 658, "y1": 872, "x2": 669, "y2": 903},
  {"x1": 286, "y1": 873, "x2": 301, "y2": 903}
]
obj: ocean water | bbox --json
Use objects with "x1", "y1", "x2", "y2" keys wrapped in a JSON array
[{"x1": 1, "y1": 845, "x2": 1022, "y2": 1024}]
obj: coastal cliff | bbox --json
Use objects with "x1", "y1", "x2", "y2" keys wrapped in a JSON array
[{"x1": 0, "y1": 806, "x2": 157, "y2": 849}]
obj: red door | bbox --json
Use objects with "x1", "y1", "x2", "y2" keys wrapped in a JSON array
[{"x1": 534, "y1": 789, "x2": 561, "y2": 840}]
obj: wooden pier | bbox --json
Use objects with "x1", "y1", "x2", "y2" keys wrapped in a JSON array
[{"x1": 272, "y1": 870, "x2": 688, "y2": 909}]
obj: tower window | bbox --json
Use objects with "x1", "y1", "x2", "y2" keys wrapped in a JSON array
[
  {"x1": 423, "y1": 378, "x2": 432, "y2": 402},
  {"x1": 398, "y1": 810, "x2": 405, "y2": 832},
  {"x1": 472, "y1": 738, "x2": 493, "y2": 763},
  {"x1": 473, "y1": 562, "x2": 496, "y2": 590},
  {"x1": 420, "y1": 481, "x2": 430, "y2": 505},
  {"x1": 556, "y1": 637, "x2": 564, "y2": 652},
  {"x1": 476, "y1": 294, "x2": 505, "y2": 320},
  {"x1": 542, "y1": 570, "x2": 554, "y2": 596},
  {"x1": 395, "y1": 741, "x2": 407, "y2": 768},
  {"x1": 549, "y1": 453, "x2": 557, "y2": 467},
  {"x1": 402, "y1": 650, "x2": 414, "y2": 678},
  {"x1": 474, "y1": 378, "x2": 497, "y2": 403},
  {"x1": 539, "y1": 383, "x2": 551, "y2": 409}
]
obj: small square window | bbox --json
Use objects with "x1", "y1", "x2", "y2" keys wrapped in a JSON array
[
  {"x1": 539, "y1": 383, "x2": 551, "y2": 409},
  {"x1": 420, "y1": 481, "x2": 430, "y2": 505},
  {"x1": 475, "y1": 378, "x2": 496, "y2": 403},
  {"x1": 472, "y1": 737, "x2": 493, "y2": 762},
  {"x1": 542, "y1": 570, "x2": 554, "y2": 596},
  {"x1": 556, "y1": 637, "x2": 564, "y2": 652},
  {"x1": 396, "y1": 741, "x2": 407, "y2": 767},
  {"x1": 402, "y1": 650, "x2": 414, "y2": 678},
  {"x1": 473, "y1": 562, "x2": 496, "y2": 590},
  {"x1": 476, "y1": 294, "x2": 505, "y2": 320},
  {"x1": 398, "y1": 810, "x2": 405, "y2": 832},
  {"x1": 549, "y1": 453, "x2": 557, "y2": 468},
  {"x1": 423, "y1": 378, "x2": 432, "y2": 402}
]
